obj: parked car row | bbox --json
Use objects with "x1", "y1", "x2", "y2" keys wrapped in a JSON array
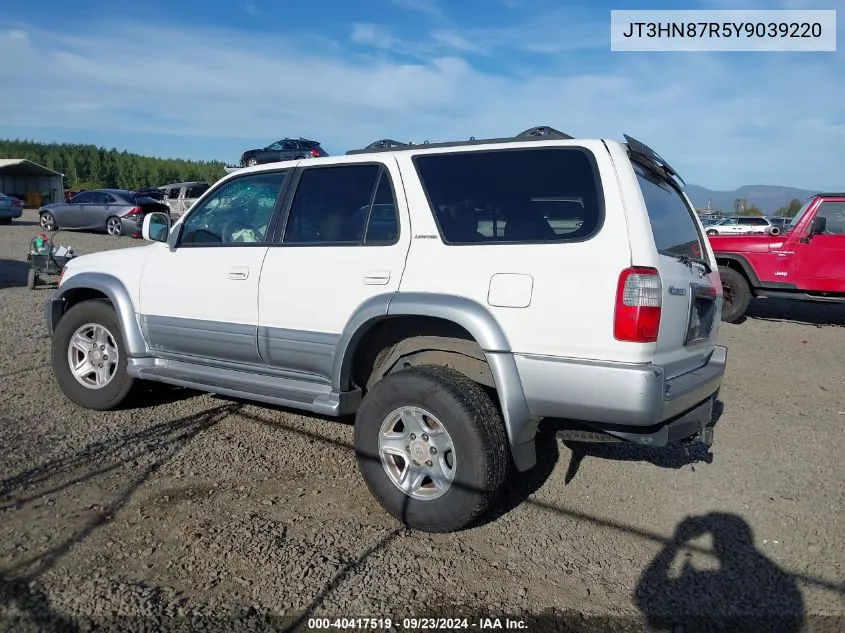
[{"x1": 38, "y1": 188, "x2": 170, "y2": 237}]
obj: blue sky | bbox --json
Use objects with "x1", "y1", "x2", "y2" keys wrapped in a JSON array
[{"x1": 0, "y1": 0, "x2": 842, "y2": 190}]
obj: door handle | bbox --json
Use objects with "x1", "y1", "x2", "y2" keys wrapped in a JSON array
[
  {"x1": 363, "y1": 270, "x2": 391, "y2": 285},
  {"x1": 227, "y1": 266, "x2": 249, "y2": 280}
]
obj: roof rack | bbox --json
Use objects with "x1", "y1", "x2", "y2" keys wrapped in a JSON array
[{"x1": 345, "y1": 125, "x2": 574, "y2": 155}]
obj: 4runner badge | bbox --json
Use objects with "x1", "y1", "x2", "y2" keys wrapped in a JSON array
[{"x1": 668, "y1": 286, "x2": 686, "y2": 296}]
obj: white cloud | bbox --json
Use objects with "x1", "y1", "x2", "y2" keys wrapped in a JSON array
[{"x1": 0, "y1": 19, "x2": 842, "y2": 190}]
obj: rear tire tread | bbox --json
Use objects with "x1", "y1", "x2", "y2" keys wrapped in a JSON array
[{"x1": 354, "y1": 364, "x2": 509, "y2": 533}]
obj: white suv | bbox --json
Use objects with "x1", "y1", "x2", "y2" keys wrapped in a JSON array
[
  {"x1": 704, "y1": 215, "x2": 778, "y2": 236},
  {"x1": 44, "y1": 126, "x2": 727, "y2": 533}
]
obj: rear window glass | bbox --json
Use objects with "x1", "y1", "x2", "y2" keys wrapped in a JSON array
[
  {"x1": 634, "y1": 163, "x2": 703, "y2": 258},
  {"x1": 413, "y1": 147, "x2": 603, "y2": 244}
]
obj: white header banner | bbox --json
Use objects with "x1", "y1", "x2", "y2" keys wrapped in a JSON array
[{"x1": 610, "y1": 10, "x2": 836, "y2": 51}]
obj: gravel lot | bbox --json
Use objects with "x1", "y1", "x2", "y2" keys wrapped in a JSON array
[{"x1": 1, "y1": 209, "x2": 844, "y2": 632}]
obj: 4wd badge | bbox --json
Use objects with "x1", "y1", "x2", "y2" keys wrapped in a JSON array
[{"x1": 668, "y1": 286, "x2": 686, "y2": 296}]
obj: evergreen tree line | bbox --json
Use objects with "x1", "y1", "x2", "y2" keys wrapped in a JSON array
[{"x1": 0, "y1": 139, "x2": 229, "y2": 191}]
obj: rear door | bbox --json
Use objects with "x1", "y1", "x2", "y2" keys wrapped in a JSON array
[{"x1": 632, "y1": 161, "x2": 721, "y2": 379}]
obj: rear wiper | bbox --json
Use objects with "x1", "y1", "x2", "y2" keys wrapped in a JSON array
[{"x1": 675, "y1": 253, "x2": 712, "y2": 274}]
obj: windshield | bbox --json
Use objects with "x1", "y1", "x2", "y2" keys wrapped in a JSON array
[{"x1": 789, "y1": 200, "x2": 812, "y2": 229}]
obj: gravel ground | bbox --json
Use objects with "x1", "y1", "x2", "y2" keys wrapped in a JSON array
[{"x1": 1, "y1": 209, "x2": 844, "y2": 632}]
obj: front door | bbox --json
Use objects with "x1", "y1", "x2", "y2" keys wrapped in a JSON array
[
  {"x1": 139, "y1": 169, "x2": 291, "y2": 366},
  {"x1": 796, "y1": 200, "x2": 845, "y2": 293},
  {"x1": 257, "y1": 158, "x2": 411, "y2": 382},
  {"x1": 63, "y1": 191, "x2": 96, "y2": 227}
]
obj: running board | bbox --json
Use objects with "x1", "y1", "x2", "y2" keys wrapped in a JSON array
[
  {"x1": 127, "y1": 358, "x2": 361, "y2": 416},
  {"x1": 556, "y1": 429, "x2": 625, "y2": 443},
  {"x1": 757, "y1": 290, "x2": 845, "y2": 303}
]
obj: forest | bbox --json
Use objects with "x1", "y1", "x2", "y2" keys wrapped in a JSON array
[{"x1": 0, "y1": 139, "x2": 229, "y2": 191}]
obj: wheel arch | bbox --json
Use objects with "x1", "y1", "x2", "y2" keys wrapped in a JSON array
[
  {"x1": 715, "y1": 253, "x2": 760, "y2": 288},
  {"x1": 334, "y1": 293, "x2": 540, "y2": 471},
  {"x1": 47, "y1": 272, "x2": 149, "y2": 357}
]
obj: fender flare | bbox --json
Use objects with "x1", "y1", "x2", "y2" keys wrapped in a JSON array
[
  {"x1": 714, "y1": 253, "x2": 761, "y2": 288},
  {"x1": 49, "y1": 272, "x2": 149, "y2": 357},
  {"x1": 333, "y1": 292, "x2": 540, "y2": 471}
]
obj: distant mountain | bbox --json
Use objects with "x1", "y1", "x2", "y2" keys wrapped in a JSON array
[{"x1": 684, "y1": 184, "x2": 817, "y2": 216}]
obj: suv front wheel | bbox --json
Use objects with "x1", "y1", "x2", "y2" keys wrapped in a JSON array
[
  {"x1": 354, "y1": 365, "x2": 509, "y2": 533},
  {"x1": 51, "y1": 299, "x2": 136, "y2": 410}
]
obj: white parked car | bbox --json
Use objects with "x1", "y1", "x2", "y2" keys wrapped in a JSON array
[
  {"x1": 704, "y1": 216, "x2": 778, "y2": 236},
  {"x1": 44, "y1": 126, "x2": 727, "y2": 532}
]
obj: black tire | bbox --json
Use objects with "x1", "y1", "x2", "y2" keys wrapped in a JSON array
[
  {"x1": 246, "y1": 157, "x2": 258, "y2": 167},
  {"x1": 51, "y1": 299, "x2": 135, "y2": 410},
  {"x1": 718, "y1": 265, "x2": 751, "y2": 323},
  {"x1": 706, "y1": 229, "x2": 718, "y2": 236},
  {"x1": 40, "y1": 211, "x2": 57, "y2": 231},
  {"x1": 26, "y1": 268, "x2": 36, "y2": 289},
  {"x1": 354, "y1": 364, "x2": 509, "y2": 533},
  {"x1": 0, "y1": 217, "x2": 11, "y2": 225}
]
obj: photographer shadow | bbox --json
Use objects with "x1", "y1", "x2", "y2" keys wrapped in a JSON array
[{"x1": 634, "y1": 512, "x2": 804, "y2": 632}]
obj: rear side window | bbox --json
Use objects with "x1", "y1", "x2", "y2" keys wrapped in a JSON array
[
  {"x1": 634, "y1": 163, "x2": 703, "y2": 258},
  {"x1": 186, "y1": 184, "x2": 209, "y2": 198},
  {"x1": 282, "y1": 164, "x2": 399, "y2": 245},
  {"x1": 413, "y1": 147, "x2": 604, "y2": 244}
]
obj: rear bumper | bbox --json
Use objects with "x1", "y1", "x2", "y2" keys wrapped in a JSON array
[
  {"x1": 515, "y1": 345, "x2": 727, "y2": 428},
  {"x1": 119, "y1": 217, "x2": 143, "y2": 235},
  {"x1": 0, "y1": 207, "x2": 23, "y2": 219}
]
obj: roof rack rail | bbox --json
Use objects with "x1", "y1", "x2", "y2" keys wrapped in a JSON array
[
  {"x1": 515, "y1": 126, "x2": 573, "y2": 140},
  {"x1": 345, "y1": 125, "x2": 575, "y2": 155}
]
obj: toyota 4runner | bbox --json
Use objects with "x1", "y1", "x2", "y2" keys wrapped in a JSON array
[{"x1": 44, "y1": 126, "x2": 728, "y2": 533}]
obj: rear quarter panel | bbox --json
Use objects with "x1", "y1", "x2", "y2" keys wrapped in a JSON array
[{"x1": 395, "y1": 140, "x2": 641, "y2": 363}]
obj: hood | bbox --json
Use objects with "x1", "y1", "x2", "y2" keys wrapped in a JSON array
[
  {"x1": 242, "y1": 148, "x2": 263, "y2": 156},
  {"x1": 708, "y1": 233, "x2": 788, "y2": 254},
  {"x1": 59, "y1": 242, "x2": 157, "y2": 288}
]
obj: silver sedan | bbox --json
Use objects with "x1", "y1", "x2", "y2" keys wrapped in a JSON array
[{"x1": 38, "y1": 189, "x2": 170, "y2": 237}]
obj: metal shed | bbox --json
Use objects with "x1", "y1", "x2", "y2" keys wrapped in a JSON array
[{"x1": 0, "y1": 159, "x2": 65, "y2": 207}]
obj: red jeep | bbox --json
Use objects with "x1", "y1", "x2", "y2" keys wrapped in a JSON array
[{"x1": 709, "y1": 193, "x2": 845, "y2": 322}]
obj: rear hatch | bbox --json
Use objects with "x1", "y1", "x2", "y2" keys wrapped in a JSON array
[{"x1": 627, "y1": 138, "x2": 721, "y2": 380}]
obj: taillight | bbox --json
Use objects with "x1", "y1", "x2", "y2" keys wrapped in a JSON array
[
  {"x1": 310, "y1": 148, "x2": 319, "y2": 157},
  {"x1": 614, "y1": 266, "x2": 662, "y2": 343},
  {"x1": 124, "y1": 206, "x2": 142, "y2": 218}
]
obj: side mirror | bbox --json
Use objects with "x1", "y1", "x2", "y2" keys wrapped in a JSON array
[
  {"x1": 809, "y1": 215, "x2": 826, "y2": 236},
  {"x1": 142, "y1": 212, "x2": 171, "y2": 243}
]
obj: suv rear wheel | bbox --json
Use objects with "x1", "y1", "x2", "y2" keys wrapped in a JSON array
[
  {"x1": 354, "y1": 365, "x2": 509, "y2": 533},
  {"x1": 51, "y1": 299, "x2": 135, "y2": 410}
]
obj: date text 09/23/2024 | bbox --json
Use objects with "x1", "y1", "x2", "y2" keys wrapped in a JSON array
[{"x1": 307, "y1": 617, "x2": 528, "y2": 630}]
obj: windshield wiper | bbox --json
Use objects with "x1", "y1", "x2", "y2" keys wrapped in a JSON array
[
  {"x1": 663, "y1": 251, "x2": 712, "y2": 274},
  {"x1": 680, "y1": 254, "x2": 712, "y2": 274}
]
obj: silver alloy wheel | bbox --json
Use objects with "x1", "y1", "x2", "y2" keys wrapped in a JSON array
[
  {"x1": 247, "y1": 157, "x2": 258, "y2": 166},
  {"x1": 106, "y1": 217, "x2": 122, "y2": 236},
  {"x1": 378, "y1": 406, "x2": 456, "y2": 501},
  {"x1": 67, "y1": 323, "x2": 120, "y2": 390},
  {"x1": 40, "y1": 213, "x2": 54, "y2": 231}
]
